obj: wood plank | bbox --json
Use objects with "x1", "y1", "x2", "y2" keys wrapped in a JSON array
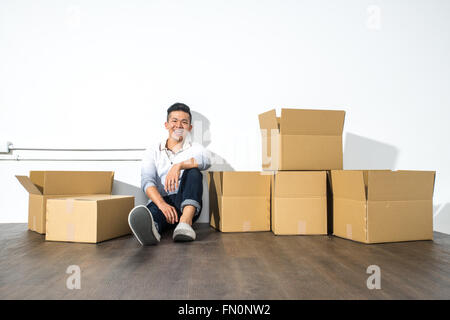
[{"x1": 0, "y1": 223, "x2": 449, "y2": 299}]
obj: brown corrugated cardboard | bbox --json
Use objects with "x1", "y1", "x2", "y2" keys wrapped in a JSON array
[
  {"x1": 46, "y1": 195, "x2": 134, "y2": 243},
  {"x1": 16, "y1": 171, "x2": 115, "y2": 234},
  {"x1": 331, "y1": 170, "x2": 436, "y2": 244},
  {"x1": 272, "y1": 171, "x2": 327, "y2": 235},
  {"x1": 208, "y1": 171, "x2": 271, "y2": 232},
  {"x1": 258, "y1": 108, "x2": 345, "y2": 170}
]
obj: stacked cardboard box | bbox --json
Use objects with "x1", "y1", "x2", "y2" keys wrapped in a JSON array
[
  {"x1": 210, "y1": 107, "x2": 436, "y2": 244},
  {"x1": 258, "y1": 108, "x2": 345, "y2": 171},
  {"x1": 208, "y1": 108, "x2": 346, "y2": 235},
  {"x1": 16, "y1": 171, "x2": 134, "y2": 243},
  {"x1": 259, "y1": 108, "x2": 346, "y2": 235},
  {"x1": 271, "y1": 171, "x2": 328, "y2": 235}
]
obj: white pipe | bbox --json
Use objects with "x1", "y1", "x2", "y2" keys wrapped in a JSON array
[{"x1": 9, "y1": 146, "x2": 145, "y2": 152}]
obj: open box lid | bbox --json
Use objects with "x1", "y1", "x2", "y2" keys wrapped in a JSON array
[
  {"x1": 331, "y1": 170, "x2": 367, "y2": 201},
  {"x1": 280, "y1": 108, "x2": 345, "y2": 135},
  {"x1": 221, "y1": 171, "x2": 271, "y2": 197},
  {"x1": 331, "y1": 170, "x2": 436, "y2": 201},
  {"x1": 16, "y1": 171, "x2": 114, "y2": 195},
  {"x1": 258, "y1": 109, "x2": 279, "y2": 131},
  {"x1": 367, "y1": 170, "x2": 435, "y2": 201},
  {"x1": 274, "y1": 171, "x2": 326, "y2": 197},
  {"x1": 258, "y1": 108, "x2": 345, "y2": 135}
]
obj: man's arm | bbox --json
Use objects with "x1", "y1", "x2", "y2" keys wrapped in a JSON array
[
  {"x1": 145, "y1": 186, "x2": 178, "y2": 224},
  {"x1": 164, "y1": 158, "x2": 197, "y2": 193},
  {"x1": 141, "y1": 148, "x2": 178, "y2": 224}
]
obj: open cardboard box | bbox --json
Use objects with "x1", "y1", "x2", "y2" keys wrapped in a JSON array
[
  {"x1": 331, "y1": 170, "x2": 436, "y2": 243},
  {"x1": 208, "y1": 171, "x2": 271, "y2": 232},
  {"x1": 46, "y1": 194, "x2": 134, "y2": 243},
  {"x1": 258, "y1": 108, "x2": 345, "y2": 171},
  {"x1": 272, "y1": 171, "x2": 328, "y2": 235},
  {"x1": 16, "y1": 171, "x2": 115, "y2": 234}
]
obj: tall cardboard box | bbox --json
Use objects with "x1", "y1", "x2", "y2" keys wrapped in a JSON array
[
  {"x1": 258, "y1": 108, "x2": 345, "y2": 171},
  {"x1": 16, "y1": 171, "x2": 114, "y2": 234},
  {"x1": 208, "y1": 171, "x2": 271, "y2": 232},
  {"x1": 272, "y1": 171, "x2": 327, "y2": 235},
  {"x1": 331, "y1": 170, "x2": 436, "y2": 243},
  {"x1": 46, "y1": 195, "x2": 134, "y2": 243}
]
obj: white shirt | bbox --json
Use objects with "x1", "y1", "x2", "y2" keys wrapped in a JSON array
[{"x1": 141, "y1": 134, "x2": 211, "y2": 203}]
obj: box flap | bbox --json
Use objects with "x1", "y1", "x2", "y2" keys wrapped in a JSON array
[
  {"x1": 280, "y1": 108, "x2": 345, "y2": 135},
  {"x1": 368, "y1": 170, "x2": 436, "y2": 201},
  {"x1": 41, "y1": 171, "x2": 114, "y2": 195},
  {"x1": 30, "y1": 171, "x2": 45, "y2": 192},
  {"x1": 258, "y1": 109, "x2": 279, "y2": 131},
  {"x1": 331, "y1": 170, "x2": 366, "y2": 201},
  {"x1": 15, "y1": 175, "x2": 42, "y2": 195},
  {"x1": 53, "y1": 194, "x2": 128, "y2": 201},
  {"x1": 222, "y1": 171, "x2": 270, "y2": 197},
  {"x1": 275, "y1": 171, "x2": 326, "y2": 197}
]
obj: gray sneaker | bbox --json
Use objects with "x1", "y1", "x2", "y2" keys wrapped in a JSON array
[
  {"x1": 173, "y1": 222, "x2": 196, "y2": 242},
  {"x1": 128, "y1": 205, "x2": 161, "y2": 245}
]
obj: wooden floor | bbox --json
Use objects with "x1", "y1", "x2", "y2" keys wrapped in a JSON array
[{"x1": 1, "y1": 223, "x2": 449, "y2": 300}]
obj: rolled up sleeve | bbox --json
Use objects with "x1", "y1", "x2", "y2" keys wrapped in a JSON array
[{"x1": 141, "y1": 149, "x2": 158, "y2": 194}]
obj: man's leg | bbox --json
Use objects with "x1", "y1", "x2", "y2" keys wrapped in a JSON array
[
  {"x1": 179, "y1": 205, "x2": 196, "y2": 226},
  {"x1": 172, "y1": 168, "x2": 203, "y2": 241},
  {"x1": 175, "y1": 168, "x2": 203, "y2": 225}
]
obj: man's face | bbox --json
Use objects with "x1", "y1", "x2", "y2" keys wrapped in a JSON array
[{"x1": 165, "y1": 111, "x2": 192, "y2": 142}]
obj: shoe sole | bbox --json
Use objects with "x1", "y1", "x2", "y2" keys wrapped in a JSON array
[
  {"x1": 128, "y1": 205, "x2": 160, "y2": 246},
  {"x1": 173, "y1": 233, "x2": 195, "y2": 242}
]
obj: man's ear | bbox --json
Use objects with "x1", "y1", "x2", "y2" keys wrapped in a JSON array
[{"x1": 164, "y1": 122, "x2": 169, "y2": 130}]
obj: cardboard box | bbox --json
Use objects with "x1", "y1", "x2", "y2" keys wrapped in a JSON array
[
  {"x1": 331, "y1": 170, "x2": 436, "y2": 243},
  {"x1": 16, "y1": 171, "x2": 115, "y2": 234},
  {"x1": 208, "y1": 171, "x2": 271, "y2": 232},
  {"x1": 272, "y1": 171, "x2": 327, "y2": 235},
  {"x1": 258, "y1": 108, "x2": 345, "y2": 170},
  {"x1": 46, "y1": 195, "x2": 134, "y2": 243}
]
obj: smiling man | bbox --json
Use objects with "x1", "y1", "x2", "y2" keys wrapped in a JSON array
[{"x1": 128, "y1": 103, "x2": 211, "y2": 245}]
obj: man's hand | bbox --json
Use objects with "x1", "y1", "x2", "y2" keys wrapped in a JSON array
[
  {"x1": 165, "y1": 163, "x2": 181, "y2": 193},
  {"x1": 158, "y1": 202, "x2": 178, "y2": 224}
]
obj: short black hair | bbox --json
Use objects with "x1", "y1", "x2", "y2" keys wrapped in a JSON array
[{"x1": 167, "y1": 102, "x2": 192, "y2": 123}]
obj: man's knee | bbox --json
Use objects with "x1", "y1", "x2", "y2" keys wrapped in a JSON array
[{"x1": 184, "y1": 168, "x2": 202, "y2": 181}]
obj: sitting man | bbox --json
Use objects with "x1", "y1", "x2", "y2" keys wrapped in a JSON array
[{"x1": 128, "y1": 103, "x2": 211, "y2": 245}]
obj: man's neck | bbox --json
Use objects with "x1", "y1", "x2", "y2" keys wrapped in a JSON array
[{"x1": 166, "y1": 137, "x2": 183, "y2": 152}]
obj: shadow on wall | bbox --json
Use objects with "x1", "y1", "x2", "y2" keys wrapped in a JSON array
[
  {"x1": 112, "y1": 180, "x2": 148, "y2": 206},
  {"x1": 344, "y1": 133, "x2": 399, "y2": 170},
  {"x1": 434, "y1": 203, "x2": 450, "y2": 235},
  {"x1": 191, "y1": 111, "x2": 234, "y2": 171}
]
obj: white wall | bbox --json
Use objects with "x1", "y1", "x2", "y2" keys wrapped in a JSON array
[{"x1": 1, "y1": 0, "x2": 449, "y2": 233}]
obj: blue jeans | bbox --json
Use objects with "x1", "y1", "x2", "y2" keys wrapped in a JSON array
[{"x1": 146, "y1": 168, "x2": 203, "y2": 233}]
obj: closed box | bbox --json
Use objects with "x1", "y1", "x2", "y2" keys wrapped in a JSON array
[
  {"x1": 16, "y1": 171, "x2": 115, "y2": 234},
  {"x1": 208, "y1": 171, "x2": 271, "y2": 232},
  {"x1": 46, "y1": 195, "x2": 134, "y2": 243},
  {"x1": 272, "y1": 171, "x2": 327, "y2": 235},
  {"x1": 258, "y1": 108, "x2": 345, "y2": 171},
  {"x1": 331, "y1": 170, "x2": 436, "y2": 243}
]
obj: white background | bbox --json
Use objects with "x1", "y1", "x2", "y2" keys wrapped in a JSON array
[{"x1": 1, "y1": 0, "x2": 449, "y2": 233}]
